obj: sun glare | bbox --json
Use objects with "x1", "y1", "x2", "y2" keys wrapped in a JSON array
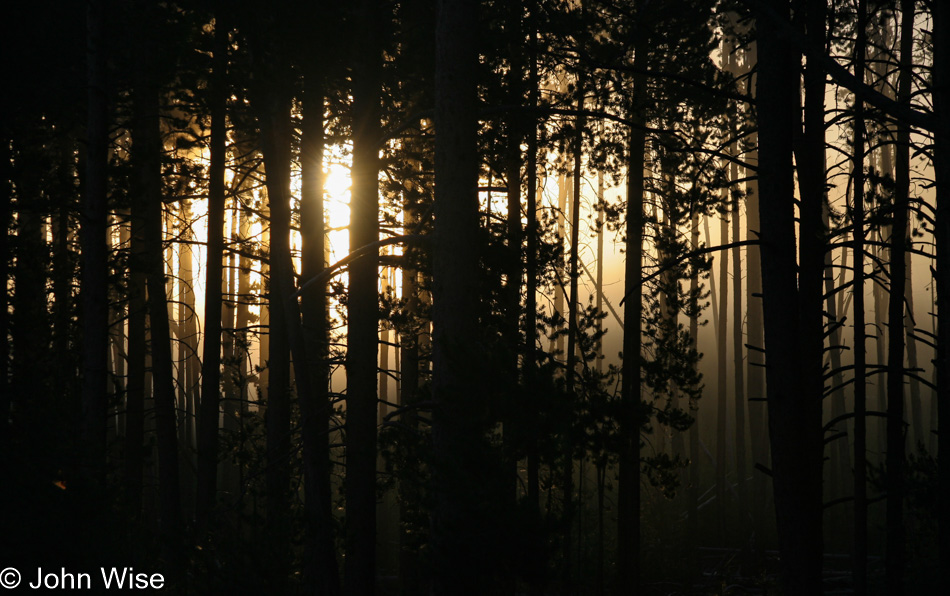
[{"x1": 322, "y1": 161, "x2": 352, "y2": 265}]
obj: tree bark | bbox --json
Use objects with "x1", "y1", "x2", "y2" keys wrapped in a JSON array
[
  {"x1": 562, "y1": 70, "x2": 585, "y2": 591},
  {"x1": 743, "y1": 41, "x2": 769, "y2": 556},
  {"x1": 300, "y1": 63, "x2": 341, "y2": 596},
  {"x1": 716, "y1": 198, "x2": 729, "y2": 544},
  {"x1": 851, "y1": 5, "x2": 868, "y2": 593},
  {"x1": 196, "y1": 14, "x2": 228, "y2": 528},
  {"x1": 79, "y1": 0, "x2": 110, "y2": 493},
  {"x1": 259, "y1": 81, "x2": 293, "y2": 593},
  {"x1": 886, "y1": 2, "x2": 913, "y2": 592},
  {"x1": 135, "y1": 71, "x2": 182, "y2": 562},
  {"x1": 687, "y1": 210, "x2": 701, "y2": 572},
  {"x1": 755, "y1": 0, "x2": 823, "y2": 590},
  {"x1": 617, "y1": 38, "x2": 647, "y2": 595},
  {"x1": 431, "y1": 0, "x2": 486, "y2": 592},
  {"x1": 344, "y1": 1, "x2": 382, "y2": 594},
  {"x1": 934, "y1": 0, "x2": 950, "y2": 583}
]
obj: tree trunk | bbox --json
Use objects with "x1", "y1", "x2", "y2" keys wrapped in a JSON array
[
  {"x1": 716, "y1": 200, "x2": 729, "y2": 544},
  {"x1": 260, "y1": 79, "x2": 293, "y2": 586},
  {"x1": 755, "y1": 0, "x2": 823, "y2": 591},
  {"x1": 525, "y1": 0, "x2": 541, "y2": 517},
  {"x1": 687, "y1": 210, "x2": 701, "y2": 571},
  {"x1": 177, "y1": 200, "x2": 197, "y2": 518},
  {"x1": 196, "y1": 14, "x2": 228, "y2": 529},
  {"x1": 725, "y1": 45, "x2": 748, "y2": 523},
  {"x1": 851, "y1": 5, "x2": 868, "y2": 593},
  {"x1": 136, "y1": 72, "x2": 182, "y2": 563},
  {"x1": 617, "y1": 39, "x2": 647, "y2": 594},
  {"x1": 886, "y1": 4, "x2": 913, "y2": 592},
  {"x1": 934, "y1": 0, "x2": 950, "y2": 582},
  {"x1": 504, "y1": 1, "x2": 524, "y2": 509},
  {"x1": 743, "y1": 41, "x2": 769, "y2": 555},
  {"x1": 126, "y1": 200, "x2": 147, "y2": 516},
  {"x1": 79, "y1": 0, "x2": 110, "y2": 493},
  {"x1": 562, "y1": 72, "x2": 585, "y2": 592},
  {"x1": 431, "y1": 0, "x2": 486, "y2": 592},
  {"x1": 299, "y1": 61, "x2": 341, "y2": 596},
  {"x1": 344, "y1": 1, "x2": 382, "y2": 594}
]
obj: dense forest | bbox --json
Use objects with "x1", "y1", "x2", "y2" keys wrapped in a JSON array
[{"x1": 1, "y1": 0, "x2": 948, "y2": 593}]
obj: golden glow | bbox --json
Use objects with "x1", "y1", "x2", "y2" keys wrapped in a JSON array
[{"x1": 323, "y1": 161, "x2": 352, "y2": 265}]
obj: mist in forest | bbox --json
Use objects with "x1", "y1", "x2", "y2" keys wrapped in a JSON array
[{"x1": 2, "y1": 0, "x2": 948, "y2": 594}]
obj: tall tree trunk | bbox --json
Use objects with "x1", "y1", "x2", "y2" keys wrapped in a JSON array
[
  {"x1": 617, "y1": 38, "x2": 647, "y2": 594},
  {"x1": 525, "y1": 0, "x2": 541, "y2": 518},
  {"x1": 731, "y1": 172, "x2": 747, "y2": 523},
  {"x1": 792, "y1": 0, "x2": 828, "y2": 584},
  {"x1": 851, "y1": 4, "x2": 868, "y2": 592},
  {"x1": 687, "y1": 210, "x2": 701, "y2": 571},
  {"x1": 196, "y1": 14, "x2": 228, "y2": 529},
  {"x1": 344, "y1": 1, "x2": 382, "y2": 594},
  {"x1": 725, "y1": 45, "x2": 748, "y2": 523},
  {"x1": 398, "y1": 198, "x2": 423, "y2": 595},
  {"x1": 431, "y1": 0, "x2": 487, "y2": 593},
  {"x1": 716, "y1": 199, "x2": 729, "y2": 543},
  {"x1": 136, "y1": 73, "x2": 182, "y2": 564},
  {"x1": 177, "y1": 201, "x2": 198, "y2": 518},
  {"x1": 562, "y1": 72, "x2": 585, "y2": 592},
  {"x1": 755, "y1": 0, "x2": 822, "y2": 591},
  {"x1": 300, "y1": 62, "x2": 341, "y2": 596},
  {"x1": 934, "y1": 0, "x2": 950, "y2": 583},
  {"x1": 871, "y1": 19, "x2": 895, "y2": 459},
  {"x1": 743, "y1": 41, "x2": 769, "y2": 555},
  {"x1": 79, "y1": 0, "x2": 110, "y2": 493},
  {"x1": 260, "y1": 83, "x2": 293, "y2": 590},
  {"x1": 504, "y1": 0, "x2": 524, "y2": 507},
  {"x1": 886, "y1": 2, "x2": 914, "y2": 592},
  {"x1": 126, "y1": 201, "x2": 147, "y2": 516},
  {"x1": 431, "y1": 0, "x2": 486, "y2": 576}
]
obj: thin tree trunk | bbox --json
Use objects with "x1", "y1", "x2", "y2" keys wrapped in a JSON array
[
  {"x1": 177, "y1": 200, "x2": 197, "y2": 518},
  {"x1": 731, "y1": 172, "x2": 747, "y2": 522},
  {"x1": 886, "y1": 3, "x2": 914, "y2": 591},
  {"x1": 851, "y1": 5, "x2": 868, "y2": 592},
  {"x1": 904, "y1": 250, "x2": 923, "y2": 448},
  {"x1": 398, "y1": 191, "x2": 423, "y2": 594},
  {"x1": 297, "y1": 61, "x2": 340, "y2": 596},
  {"x1": 562, "y1": 72, "x2": 584, "y2": 593},
  {"x1": 743, "y1": 39, "x2": 769, "y2": 554},
  {"x1": 617, "y1": 38, "x2": 647, "y2": 594},
  {"x1": 136, "y1": 74, "x2": 182, "y2": 563},
  {"x1": 687, "y1": 210, "x2": 701, "y2": 571},
  {"x1": 79, "y1": 0, "x2": 110, "y2": 492},
  {"x1": 596, "y1": 169, "x2": 605, "y2": 377},
  {"x1": 716, "y1": 200, "x2": 729, "y2": 544},
  {"x1": 260, "y1": 83, "x2": 293, "y2": 592},
  {"x1": 345, "y1": 1, "x2": 382, "y2": 594},
  {"x1": 525, "y1": 0, "x2": 541, "y2": 516},
  {"x1": 936, "y1": 0, "x2": 950, "y2": 582},
  {"x1": 724, "y1": 43, "x2": 748, "y2": 523},
  {"x1": 504, "y1": 0, "x2": 524, "y2": 511},
  {"x1": 196, "y1": 14, "x2": 228, "y2": 528},
  {"x1": 126, "y1": 201, "x2": 147, "y2": 516},
  {"x1": 823, "y1": 200, "x2": 851, "y2": 551}
]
